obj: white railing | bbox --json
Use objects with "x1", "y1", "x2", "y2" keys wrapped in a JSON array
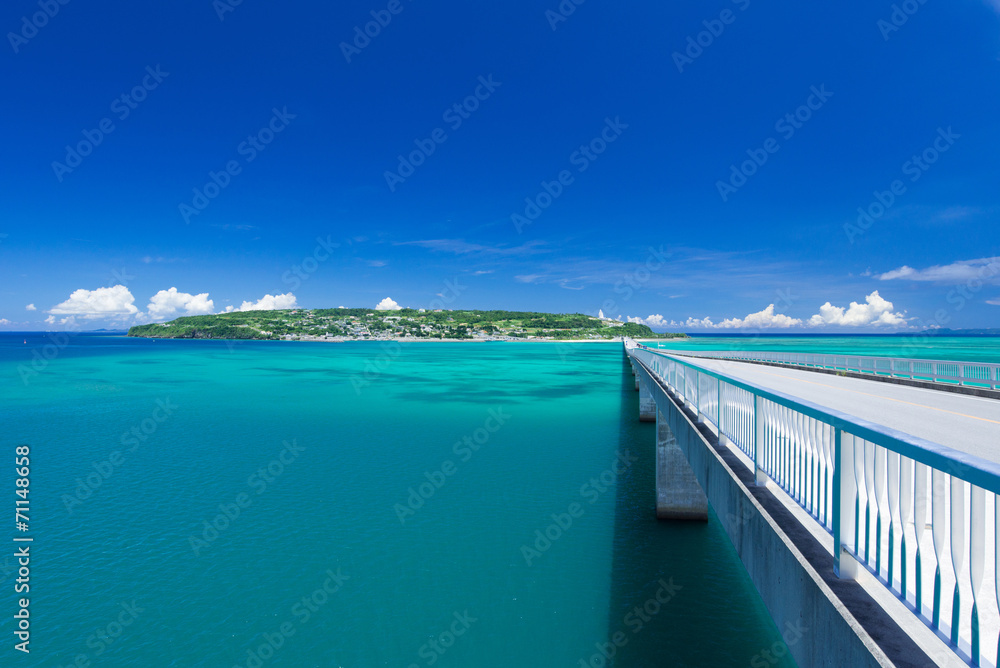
[
  {"x1": 649, "y1": 347, "x2": 1000, "y2": 391},
  {"x1": 628, "y1": 341, "x2": 1000, "y2": 667}
]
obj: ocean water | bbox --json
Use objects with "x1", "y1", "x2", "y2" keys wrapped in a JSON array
[
  {"x1": 1, "y1": 334, "x2": 793, "y2": 667},
  {"x1": 647, "y1": 335, "x2": 1000, "y2": 363}
]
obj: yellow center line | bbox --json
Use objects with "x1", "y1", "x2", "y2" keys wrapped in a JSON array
[{"x1": 722, "y1": 364, "x2": 1000, "y2": 426}]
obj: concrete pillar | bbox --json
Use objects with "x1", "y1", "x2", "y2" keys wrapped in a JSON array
[
  {"x1": 639, "y1": 380, "x2": 656, "y2": 422},
  {"x1": 634, "y1": 375, "x2": 640, "y2": 391},
  {"x1": 656, "y1": 410, "x2": 708, "y2": 521}
]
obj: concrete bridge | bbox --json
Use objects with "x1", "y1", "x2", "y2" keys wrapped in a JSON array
[{"x1": 623, "y1": 339, "x2": 1000, "y2": 668}]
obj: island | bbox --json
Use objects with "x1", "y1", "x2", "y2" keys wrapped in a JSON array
[{"x1": 126, "y1": 308, "x2": 687, "y2": 342}]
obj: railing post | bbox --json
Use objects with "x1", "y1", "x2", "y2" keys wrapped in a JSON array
[
  {"x1": 834, "y1": 429, "x2": 859, "y2": 579},
  {"x1": 753, "y1": 394, "x2": 766, "y2": 486},
  {"x1": 716, "y1": 377, "x2": 721, "y2": 428}
]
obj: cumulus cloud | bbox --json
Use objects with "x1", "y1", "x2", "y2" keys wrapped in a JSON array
[
  {"x1": 44, "y1": 315, "x2": 77, "y2": 327},
  {"x1": 233, "y1": 293, "x2": 297, "y2": 312},
  {"x1": 628, "y1": 314, "x2": 671, "y2": 328},
  {"x1": 147, "y1": 288, "x2": 215, "y2": 320},
  {"x1": 877, "y1": 257, "x2": 1000, "y2": 283},
  {"x1": 375, "y1": 297, "x2": 402, "y2": 311},
  {"x1": 25, "y1": 304, "x2": 36, "y2": 311},
  {"x1": 718, "y1": 304, "x2": 802, "y2": 329},
  {"x1": 49, "y1": 285, "x2": 139, "y2": 319},
  {"x1": 630, "y1": 306, "x2": 800, "y2": 330},
  {"x1": 629, "y1": 291, "x2": 906, "y2": 330},
  {"x1": 0, "y1": 318, "x2": 10, "y2": 325},
  {"x1": 807, "y1": 291, "x2": 905, "y2": 327}
]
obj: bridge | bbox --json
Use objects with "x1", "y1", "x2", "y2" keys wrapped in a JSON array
[{"x1": 623, "y1": 339, "x2": 1000, "y2": 668}]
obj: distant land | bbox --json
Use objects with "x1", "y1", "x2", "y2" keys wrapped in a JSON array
[{"x1": 126, "y1": 309, "x2": 686, "y2": 341}]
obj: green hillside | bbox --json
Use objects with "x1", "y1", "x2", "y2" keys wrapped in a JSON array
[{"x1": 126, "y1": 308, "x2": 686, "y2": 341}]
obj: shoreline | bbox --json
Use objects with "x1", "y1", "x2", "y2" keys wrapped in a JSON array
[{"x1": 125, "y1": 336, "x2": 645, "y2": 344}]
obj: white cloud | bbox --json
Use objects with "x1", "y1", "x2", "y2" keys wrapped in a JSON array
[
  {"x1": 627, "y1": 314, "x2": 671, "y2": 329},
  {"x1": 718, "y1": 304, "x2": 802, "y2": 329},
  {"x1": 986, "y1": 298, "x2": 1000, "y2": 306},
  {"x1": 25, "y1": 304, "x2": 36, "y2": 311},
  {"x1": 632, "y1": 307, "x2": 801, "y2": 331},
  {"x1": 375, "y1": 297, "x2": 402, "y2": 311},
  {"x1": 367, "y1": 260, "x2": 387, "y2": 267},
  {"x1": 807, "y1": 291, "x2": 905, "y2": 327},
  {"x1": 0, "y1": 319, "x2": 10, "y2": 325},
  {"x1": 877, "y1": 257, "x2": 1000, "y2": 283},
  {"x1": 147, "y1": 288, "x2": 215, "y2": 320},
  {"x1": 514, "y1": 274, "x2": 544, "y2": 284},
  {"x1": 49, "y1": 285, "x2": 139, "y2": 319},
  {"x1": 44, "y1": 315, "x2": 77, "y2": 327},
  {"x1": 629, "y1": 292, "x2": 906, "y2": 330},
  {"x1": 234, "y1": 293, "x2": 297, "y2": 312}
]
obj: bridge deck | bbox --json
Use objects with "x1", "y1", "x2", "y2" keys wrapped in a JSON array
[{"x1": 675, "y1": 356, "x2": 1000, "y2": 464}]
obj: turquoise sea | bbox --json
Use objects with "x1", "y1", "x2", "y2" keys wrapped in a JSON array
[
  {"x1": 646, "y1": 335, "x2": 1000, "y2": 364},
  {"x1": 1, "y1": 334, "x2": 793, "y2": 667}
]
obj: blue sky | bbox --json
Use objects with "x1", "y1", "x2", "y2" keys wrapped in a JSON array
[{"x1": 2, "y1": 0, "x2": 999, "y2": 331}]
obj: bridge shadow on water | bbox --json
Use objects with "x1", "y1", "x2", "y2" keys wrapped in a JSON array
[{"x1": 603, "y1": 358, "x2": 796, "y2": 668}]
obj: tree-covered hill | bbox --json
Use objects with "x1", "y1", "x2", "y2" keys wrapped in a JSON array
[{"x1": 126, "y1": 309, "x2": 686, "y2": 341}]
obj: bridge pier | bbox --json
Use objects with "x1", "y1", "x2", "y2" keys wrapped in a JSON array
[
  {"x1": 655, "y1": 409, "x2": 708, "y2": 521},
  {"x1": 638, "y1": 379, "x2": 656, "y2": 422}
]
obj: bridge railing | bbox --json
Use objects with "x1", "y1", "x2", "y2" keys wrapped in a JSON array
[
  {"x1": 645, "y1": 347, "x2": 1000, "y2": 390},
  {"x1": 628, "y1": 342, "x2": 1000, "y2": 667}
]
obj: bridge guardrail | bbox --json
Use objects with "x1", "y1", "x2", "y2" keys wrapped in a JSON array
[
  {"x1": 626, "y1": 340, "x2": 1000, "y2": 667},
  {"x1": 644, "y1": 346, "x2": 1000, "y2": 390}
]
